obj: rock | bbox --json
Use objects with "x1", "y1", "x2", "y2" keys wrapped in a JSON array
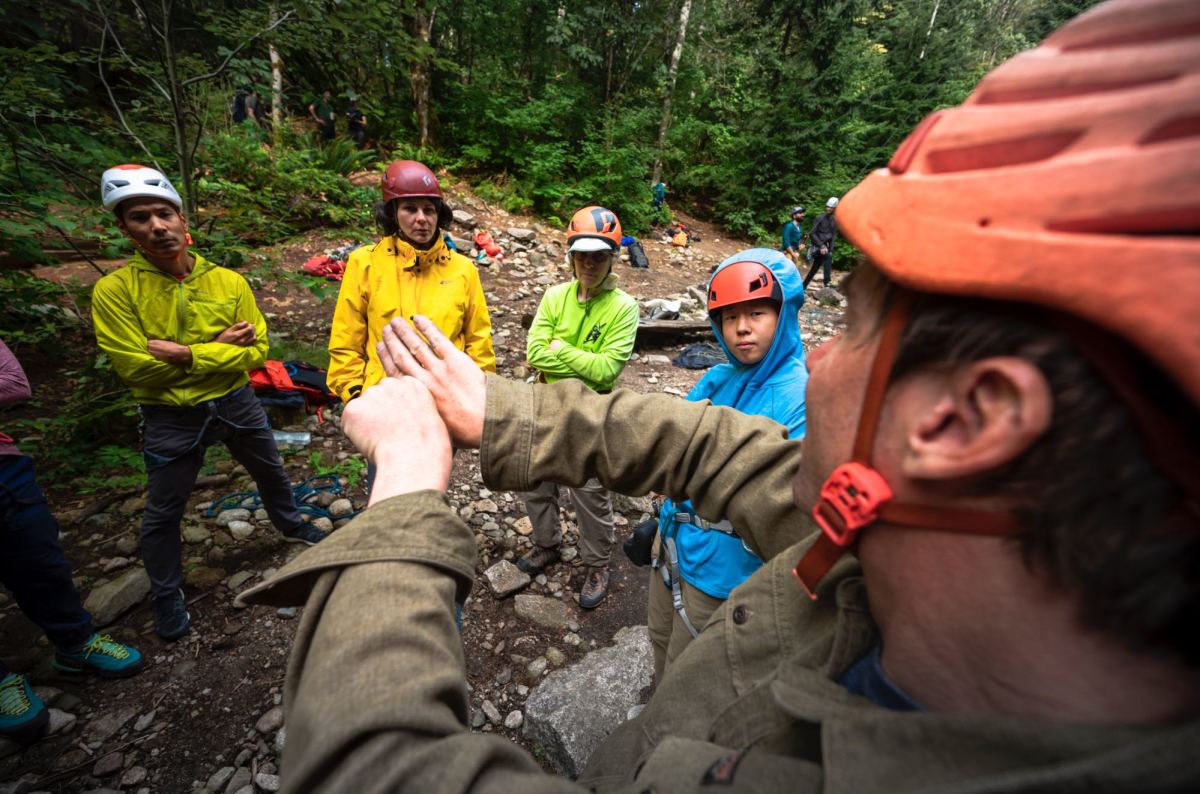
[
  {"x1": 206, "y1": 766, "x2": 235, "y2": 793},
  {"x1": 813, "y1": 287, "x2": 844, "y2": 306},
  {"x1": 276, "y1": 606, "x2": 299, "y2": 619},
  {"x1": 85, "y1": 705, "x2": 138, "y2": 742},
  {"x1": 527, "y1": 657, "x2": 548, "y2": 677},
  {"x1": 227, "y1": 520, "x2": 255, "y2": 540},
  {"x1": 92, "y1": 751, "x2": 123, "y2": 777},
  {"x1": 523, "y1": 625, "x2": 654, "y2": 777},
  {"x1": 546, "y1": 647, "x2": 566, "y2": 666},
  {"x1": 471, "y1": 709, "x2": 486, "y2": 728},
  {"x1": 481, "y1": 699, "x2": 502, "y2": 724},
  {"x1": 311, "y1": 516, "x2": 334, "y2": 532},
  {"x1": 85, "y1": 512, "x2": 115, "y2": 529},
  {"x1": 255, "y1": 773, "x2": 281, "y2": 792},
  {"x1": 512, "y1": 516, "x2": 533, "y2": 536},
  {"x1": 275, "y1": 725, "x2": 287, "y2": 753},
  {"x1": 120, "y1": 766, "x2": 148, "y2": 787},
  {"x1": 183, "y1": 526, "x2": 212, "y2": 544},
  {"x1": 506, "y1": 227, "x2": 536, "y2": 242},
  {"x1": 255, "y1": 706, "x2": 284, "y2": 734},
  {"x1": 115, "y1": 535, "x2": 138, "y2": 556},
  {"x1": 483, "y1": 560, "x2": 531, "y2": 597},
  {"x1": 119, "y1": 495, "x2": 147, "y2": 514},
  {"x1": 504, "y1": 710, "x2": 524, "y2": 729},
  {"x1": 451, "y1": 236, "x2": 474, "y2": 252},
  {"x1": 84, "y1": 567, "x2": 150, "y2": 626},
  {"x1": 514, "y1": 594, "x2": 571, "y2": 629},
  {"x1": 102, "y1": 556, "x2": 132, "y2": 573},
  {"x1": 328, "y1": 498, "x2": 354, "y2": 517},
  {"x1": 215, "y1": 509, "x2": 252, "y2": 527},
  {"x1": 185, "y1": 566, "x2": 226, "y2": 588},
  {"x1": 134, "y1": 709, "x2": 156, "y2": 732},
  {"x1": 472, "y1": 498, "x2": 499, "y2": 514},
  {"x1": 610, "y1": 493, "x2": 654, "y2": 515},
  {"x1": 46, "y1": 708, "x2": 76, "y2": 735},
  {"x1": 226, "y1": 571, "x2": 255, "y2": 591},
  {"x1": 561, "y1": 546, "x2": 578, "y2": 562},
  {"x1": 642, "y1": 354, "x2": 672, "y2": 366},
  {"x1": 452, "y1": 209, "x2": 476, "y2": 227},
  {"x1": 0, "y1": 772, "x2": 38, "y2": 793},
  {"x1": 225, "y1": 766, "x2": 252, "y2": 793}
]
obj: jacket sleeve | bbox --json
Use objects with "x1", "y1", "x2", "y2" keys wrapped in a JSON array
[
  {"x1": 0, "y1": 340, "x2": 31, "y2": 408},
  {"x1": 91, "y1": 277, "x2": 192, "y2": 390},
  {"x1": 524, "y1": 291, "x2": 576, "y2": 380},
  {"x1": 327, "y1": 254, "x2": 370, "y2": 402},
  {"x1": 462, "y1": 267, "x2": 496, "y2": 373},
  {"x1": 187, "y1": 276, "x2": 269, "y2": 374},
  {"x1": 482, "y1": 376, "x2": 810, "y2": 563},
  {"x1": 237, "y1": 493, "x2": 591, "y2": 794},
  {"x1": 551, "y1": 298, "x2": 639, "y2": 391}
]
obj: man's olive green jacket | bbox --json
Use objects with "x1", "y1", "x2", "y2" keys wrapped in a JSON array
[{"x1": 241, "y1": 376, "x2": 1200, "y2": 793}]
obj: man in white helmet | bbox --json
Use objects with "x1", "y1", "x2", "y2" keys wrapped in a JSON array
[
  {"x1": 92, "y1": 164, "x2": 328, "y2": 641},
  {"x1": 805, "y1": 196, "x2": 839, "y2": 288}
]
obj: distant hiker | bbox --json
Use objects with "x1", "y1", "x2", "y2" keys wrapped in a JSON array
[
  {"x1": 328, "y1": 160, "x2": 494, "y2": 490},
  {"x1": 243, "y1": 88, "x2": 262, "y2": 127},
  {"x1": 346, "y1": 94, "x2": 367, "y2": 146},
  {"x1": 0, "y1": 340, "x2": 144, "y2": 743},
  {"x1": 651, "y1": 180, "x2": 667, "y2": 210},
  {"x1": 230, "y1": 86, "x2": 250, "y2": 124},
  {"x1": 781, "y1": 205, "x2": 805, "y2": 266},
  {"x1": 517, "y1": 206, "x2": 639, "y2": 609},
  {"x1": 92, "y1": 165, "x2": 328, "y2": 640},
  {"x1": 648, "y1": 249, "x2": 808, "y2": 681},
  {"x1": 806, "y1": 196, "x2": 839, "y2": 287},
  {"x1": 308, "y1": 90, "x2": 335, "y2": 141}
]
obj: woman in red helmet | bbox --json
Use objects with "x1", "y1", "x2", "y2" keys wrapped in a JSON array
[{"x1": 328, "y1": 160, "x2": 494, "y2": 409}]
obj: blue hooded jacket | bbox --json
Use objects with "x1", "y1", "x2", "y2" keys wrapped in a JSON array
[{"x1": 659, "y1": 248, "x2": 808, "y2": 600}]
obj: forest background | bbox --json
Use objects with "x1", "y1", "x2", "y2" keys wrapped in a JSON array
[{"x1": 0, "y1": 0, "x2": 1097, "y2": 484}]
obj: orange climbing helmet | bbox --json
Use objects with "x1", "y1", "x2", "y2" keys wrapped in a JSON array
[
  {"x1": 567, "y1": 206, "x2": 622, "y2": 253},
  {"x1": 707, "y1": 259, "x2": 782, "y2": 314},
  {"x1": 795, "y1": 0, "x2": 1200, "y2": 599}
]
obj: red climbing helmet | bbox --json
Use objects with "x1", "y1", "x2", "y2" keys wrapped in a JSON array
[
  {"x1": 381, "y1": 160, "x2": 443, "y2": 202},
  {"x1": 707, "y1": 259, "x2": 782, "y2": 315},
  {"x1": 794, "y1": 0, "x2": 1200, "y2": 598}
]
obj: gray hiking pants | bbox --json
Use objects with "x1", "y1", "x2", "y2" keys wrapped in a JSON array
[
  {"x1": 139, "y1": 385, "x2": 304, "y2": 599},
  {"x1": 522, "y1": 479, "x2": 615, "y2": 568}
]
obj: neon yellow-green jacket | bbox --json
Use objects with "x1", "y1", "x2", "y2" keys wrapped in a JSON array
[
  {"x1": 91, "y1": 251, "x2": 269, "y2": 406},
  {"x1": 526, "y1": 272, "x2": 639, "y2": 392},
  {"x1": 328, "y1": 234, "x2": 494, "y2": 402}
]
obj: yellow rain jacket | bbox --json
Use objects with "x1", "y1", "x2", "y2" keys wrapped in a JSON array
[
  {"x1": 91, "y1": 251, "x2": 269, "y2": 406},
  {"x1": 328, "y1": 235, "x2": 495, "y2": 402}
]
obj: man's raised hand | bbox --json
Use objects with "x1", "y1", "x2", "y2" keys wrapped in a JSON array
[{"x1": 376, "y1": 316, "x2": 487, "y2": 449}]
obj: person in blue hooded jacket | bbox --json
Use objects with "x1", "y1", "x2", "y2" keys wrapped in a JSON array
[{"x1": 647, "y1": 248, "x2": 808, "y2": 682}]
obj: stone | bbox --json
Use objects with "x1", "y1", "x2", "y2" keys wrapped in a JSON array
[
  {"x1": 46, "y1": 708, "x2": 76, "y2": 735},
  {"x1": 523, "y1": 625, "x2": 654, "y2": 777},
  {"x1": 452, "y1": 209, "x2": 476, "y2": 227},
  {"x1": 115, "y1": 535, "x2": 138, "y2": 556},
  {"x1": 546, "y1": 647, "x2": 566, "y2": 666},
  {"x1": 227, "y1": 521, "x2": 255, "y2": 540},
  {"x1": 102, "y1": 556, "x2": 131, "y2": 573},
  {"x1": 328, "y1": 498, "x2": 354, "y2": 517},
  {"x1": 275, "y1": 726, "x2": 287, "y2": 753},
  {"x1": 0, "y1": 772, "x2": 38, "y2": 793},
  {"x1": 120, "y1": 766, "x2": 148, "y2": 787},
  {"x1": 471, "y1": 709, "x2": 486, "y2": 728},
  {"x1": 225, "y1": 766, "x2": 252, "y2": 793},
  {"x1": 610, "y1": 492, "x2": 654, "y2": 515},
  {"x1": 506, "y1": 227, "x2": 536, "y2": 242},
  {"x1": 215, "y1": 509, "x2": 252, "y2": 527},
  {"x1": 276, "y1": 606, "x2": 299, "y2": 619},
  {"x1": 472, "y1": 498, "x2": 499, "y2": 514},
  {"x1": 85, "y1": 705, "x2": 139, "y2": 742},
  {"x1": 185, "y1": 566, "x2": 225, "y2": 588},
  {"x1": 504, "y1": 710, "x2": 524, "y2": 729},
  {"x1": 134, "y1": 709, "x2": 156, "y2": 732},
  {"x1": 183, "y1": 526, "x2": 212, "y2": 544},
  {"x1": 206, "y1": 766, "x2": 235, "y2": 793},
  {"x1": 311, "y1": 517, "x2": 334, "y2": 532},
  {"x1": 255, "y1": 706, "x2": 284, "y2": 734},
  {"x1": 514, "y1": 594, "x2": 571, "y2": 629},
  {"x1": 226, "y1": 571, "x2": 255, "y2": 591},
  {"x1": 512, "y1": 516, "x2": 533, "y2": 536},
  {"x1": 527, "y1": 657, "x2": 548, "y2": 677},
  {"x1": 92, "y1": 751, "x2": 124, "y2": 776},
  {"x1": 813, "y1": 287, "x2": 845, "y2": 306},
  {"x1": 84, "y1": 567, "x2": 150, "y2": 626},
  {"x1": 641, "y1": 354, "x2": 672, "y2": 366},
  {"x1": 254, "y1": 773, "x2": 281, "y2": 792},
  {"x1": 32, "y1": 685, "x2": 61, "y2": 706},
  {"x1": 483, "y1": 560, "x2": 531, "y2": 598},
  {"x1": 481, "y1": 700, "x2": 502, "y2": 724}
]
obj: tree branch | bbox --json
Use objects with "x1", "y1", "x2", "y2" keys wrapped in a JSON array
[
  {"x1": 97, "y1": 22, "x2": 163, "y2": 171},
  {"x1": 97, "y1": 1, "x2": 170, "y2": 100},
  {"x1": 181, "y1": 9, "x2": 295, "y2": 87}
]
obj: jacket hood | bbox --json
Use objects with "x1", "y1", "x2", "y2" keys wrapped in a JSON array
[
  {"x1": 699, "y1": 247, "x2": 807, "y2": 403},
  {"x1": 129, "y1": 250, "x2": 215, "y2": 279}
]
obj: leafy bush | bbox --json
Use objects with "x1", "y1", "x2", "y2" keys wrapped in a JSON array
[{"x1": 0, "y1": 272, "x2": 87, "y2": 348}]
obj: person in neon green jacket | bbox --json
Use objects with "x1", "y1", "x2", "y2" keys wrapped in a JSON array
[
  {"x1": 92, "y1": 165, "x2": 327, "y2": 641},
  {"x1": 518, "y1": 205, "x2": 639, "y2": 608}
]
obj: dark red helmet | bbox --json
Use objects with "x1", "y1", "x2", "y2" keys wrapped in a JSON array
[{"x1": 381, "y1": 160, "x2": 443, "y2": 202}]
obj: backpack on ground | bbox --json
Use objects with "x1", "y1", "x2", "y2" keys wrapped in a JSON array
[
  {"x1": 627, "y1": 240, "x2": 650, "y2": 269},
  {"x1": 249, "y1": 360, "x2": 338, "y2": 421}
]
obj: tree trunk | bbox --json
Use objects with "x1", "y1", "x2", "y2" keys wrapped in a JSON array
[
  {"x1": 269, "y1": 3, "x2": 284, "y2": 142},
  {"x1": 918, "y1": 0, "x2": 942, "y2": 61},
  {"x1": 159, "y1": 0, "x2": 196, "y2": 217},
  {"x1": 651, "y1": 0, "x2": 692, "y2": 185},
  {"x1": 407, "y1": 2, "x2": 437, "y2": 149}
]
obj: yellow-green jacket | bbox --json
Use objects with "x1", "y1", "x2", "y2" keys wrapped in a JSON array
[
  {"x1": 328, "y1": 235, "x2": 495, "y2": 402},
  {"x1": 91, "y1": 251, "x2": 268, "y2": 406}
]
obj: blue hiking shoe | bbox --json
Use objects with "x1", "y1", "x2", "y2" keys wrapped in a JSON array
[
  {"x1": 53, "y1": 634, "x2": 144, "y2": 679},
  {"x1": 153, "y1": 589, "x2": 191, "y2": 641},
  {"x1": 0, "y1": 673, "x2": 47, "y2": 743},
  {"x1": 281, "y1": 522, "x2": 328, "y2": 546}
]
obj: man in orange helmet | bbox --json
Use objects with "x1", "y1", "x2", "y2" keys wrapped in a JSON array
[{"x1": 243, "y1": 0, "x2": 1200, "y2": 790}]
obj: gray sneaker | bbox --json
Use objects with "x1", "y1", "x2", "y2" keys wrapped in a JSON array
[
  {"x1": 517, "y1": 545, "x2": 561, "y2": 575},
  {"x1": 579, "y1": 567, "x2": 610, "y2": 609}
]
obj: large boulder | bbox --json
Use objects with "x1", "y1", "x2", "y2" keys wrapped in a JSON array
[
  {"x1": 524, "y1": 625, "x2": 654, "y2": 777},
  {"x1": 83, "y1": 567, "x2": 151, "y2": 626}
]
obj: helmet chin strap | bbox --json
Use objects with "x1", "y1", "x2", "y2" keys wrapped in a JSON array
[{"x1": 793, "y1": 288, "x2": 1018, "y2": 599}]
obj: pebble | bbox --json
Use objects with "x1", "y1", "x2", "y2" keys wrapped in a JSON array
[
  {"x1": 228, "y1": 521, "x2": 255, "y2": 540},
  {"x1": 275, "y1": 726, "x2": 287, "y2": 753},
  {"x1": 226, "y1": 571, "x2": 255, "y2": 591},
  {"x1": 46, "y1": 708, "x2": 77, "y2": 735},
  {"x1": 311, "y1": 517, "x2": 334, "y2": 532},
  {"x1": 276, "y1": 606, "x2": 299, "y2": 619},
  {"x1": 471, "y1": 709, "x2": 486, "y2": 728},
  {"x1": 134, "y1": 709, "x2": 157, "y2": 732},
  {"x1": 481, "y1": 699, "x2": 502, "y2": 724},
  {"x1": 92, "y1": 751, "x2": 123, "y2": 777},
  {"x1": 120, "y1": 766, "x2": 149, "y2": 787},
  {"x1": 328, "y1": 498, "x2": 354, "y2": 517},
  {"x1": 504, "y1": 710, "x2": 524, "y2": 729},
  {"x1": 527, "y1": 657, "x2": 549, "y2": 677},
  {"x1": 215, "y1": 509, "x2": 252, "y2": 528},
  {"x1": 255, "y1": 773, "x2": 281, "y2": 792},
  {"x1": 225, "y1": 766, "x2": 252, "y2": 793},
  {"x1": 256, "y1": 706, "x2": 284, "y2": 734},
  {"x1": 102, "y1": 556, "x2": 132, "y2": 572},
  {"x1": 546, "y1": 647, "x2": 566, "y2": 665}
]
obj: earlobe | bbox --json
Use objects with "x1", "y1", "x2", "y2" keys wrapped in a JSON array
[{"x1": 901, "y1": 357, "x2": 1052, "y2": 481}]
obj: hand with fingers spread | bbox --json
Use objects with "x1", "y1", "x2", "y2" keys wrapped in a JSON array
[
  {"x1": 376, "y1": 315, "x2": 488, "y2": 449},
  {"x1": 342, "y1": 375, "x2": 453, "y2": 504}
]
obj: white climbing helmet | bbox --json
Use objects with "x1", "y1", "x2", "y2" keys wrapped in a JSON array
[
  {"x1": 826, "y1": 196, "x2": 840, "y2": 209},
  {"x1": 100, "y1": 164, "x2": 183, "y2": 213}
]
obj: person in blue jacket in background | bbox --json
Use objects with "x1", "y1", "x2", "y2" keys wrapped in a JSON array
[{"x1": 647, "y1": 248, "x2": 808, "y2": 682}]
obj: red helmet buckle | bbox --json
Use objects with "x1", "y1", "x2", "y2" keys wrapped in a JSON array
[{"x1": 811, "y1": 463, "x2": 893, "y2": 547}]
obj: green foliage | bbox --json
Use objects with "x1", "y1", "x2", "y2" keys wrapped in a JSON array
[
  {"x1": 0, "y1": 272, "x2": 86, "y2": 348},
  {"x1": 308, "y1": 451, "x2": 366, "y2": 487}
]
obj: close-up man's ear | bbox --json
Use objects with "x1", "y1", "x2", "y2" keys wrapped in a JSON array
[{"x1": 901, "y1": 357, "x2": 1052, "y2": 481}]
